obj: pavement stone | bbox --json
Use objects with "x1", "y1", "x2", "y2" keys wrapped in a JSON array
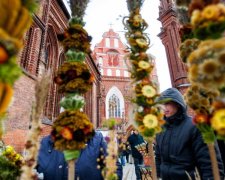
[{"x1": 122, "y1": 163, "x2": 136, "y2": 180}]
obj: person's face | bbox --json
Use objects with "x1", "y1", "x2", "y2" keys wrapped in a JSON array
[
  {"x1": 134, "y1": 130, "x2": 138, "y2": 135},
  {"x1": 161, "y1": 101, "x2": 179, "y2": 118}
]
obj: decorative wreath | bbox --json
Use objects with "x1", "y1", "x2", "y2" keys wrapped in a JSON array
[
  {"x1": 51, "y1": 110, "x2": 95, "y2": 151},
  {"x1": 57, "y1": 18, "x2": 92, "y2": 54},
  {"x1": 191, "y1": 3, "x2": 225, "y2": 39},
  {"x1": 187, "y1": 37, "x2": 225, "y2": 90},
  {"x1": 54, "y1": 61, "x2": 94, "y2": 94}
]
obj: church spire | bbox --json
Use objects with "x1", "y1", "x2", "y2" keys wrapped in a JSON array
[{"x1": 158, "y1": 0, "x2": 189, "y2": 92}]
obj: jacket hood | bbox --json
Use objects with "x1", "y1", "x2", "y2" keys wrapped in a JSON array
[{"x1": 158, "y1": 88, "x2": 187, "y2": 112}]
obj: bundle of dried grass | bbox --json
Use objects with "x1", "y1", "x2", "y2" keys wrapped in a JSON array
[{"x1": 20, "y1": 71, "x2": 51, "y2": 180}]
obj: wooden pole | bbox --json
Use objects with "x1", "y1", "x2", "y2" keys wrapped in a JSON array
[
  {"x1": 207, "y1": 143, "x2": 220, "y2": 180},
  {"x1": 68, "y1": 160, "x2": 75, "y2": 180},
  {"x1": 148, "y1": 139, "x2": 157, "y2": 180}
]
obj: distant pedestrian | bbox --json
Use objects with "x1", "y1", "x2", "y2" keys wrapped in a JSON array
[{"x1": 127, "y1": 129, "x2": 146, "y2": 180}]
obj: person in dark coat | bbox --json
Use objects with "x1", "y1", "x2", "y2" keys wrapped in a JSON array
[
  {"x1": 127, "y1": 129, "x2": 146, "y2": 180},
  {"x1": 155, "y1": 88, "x2": 224, "y2": 180},
  {"x1": 37, "y1": 131, "x2": 123, "y2": 180},
  {"x1": 218, "y1": 140, "x2": 225, "y2": 172}
]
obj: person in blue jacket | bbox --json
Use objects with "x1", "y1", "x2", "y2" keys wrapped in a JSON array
[
  {"x1": 36, "y1": 135, "x2": 68, "y2": 180},
  {"x1": 37, "y1": 131, "x2": 123, "y2": 180},
  {"x1": 155, "y1": 88, "x2": 224, "y2": 180}
]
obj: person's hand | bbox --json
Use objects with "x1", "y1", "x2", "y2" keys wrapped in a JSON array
[{"x1": 33, "y1": 169, "x2": 44, "y2": 180}]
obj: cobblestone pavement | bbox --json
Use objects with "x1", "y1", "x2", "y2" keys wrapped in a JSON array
[{"x1": 122, "y1": 163, "x2": 136, "y2": 180}]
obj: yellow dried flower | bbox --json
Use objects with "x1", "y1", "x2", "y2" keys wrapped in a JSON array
[
  {"x1": 211, "y1": 109, "x2": 225, "y2": 135},
  {"x1": 136, "y1": 39, "x2": 148, "y2": 48},
  {"x1": 200, "y1": 59, "x2": 218, "y2": 75},
  {"x1": 5, "y1": 146, "x2": 14, "y2": 154},
  {"x1": 143, "y1": 114, "x2": 158, "y2": 129},
  {"x1": 202, "y1": 5, "x2": 220, "y2": 20},
  {"x1": 191, "y1": 10, "x2": 201, "y2": 26},
  {"x1": 133, "y1": 14, "x2": 142, "y2": 23},
  {"x1": 141, "y1": 85, "x2": 156, "y2": 98},
  {"x1": 138, "y1": 61, "x2": 150, "y2": 69}
]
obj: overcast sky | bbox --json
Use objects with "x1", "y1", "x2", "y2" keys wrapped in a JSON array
[{"x1": 63, "y1": 0, "x2": 172, "y2": 92}]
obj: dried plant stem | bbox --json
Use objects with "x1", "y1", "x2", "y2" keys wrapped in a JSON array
[
  {"x1": 68, "y1": 160, "x2": 75, "y2": 180},
  {"x1": 207, "y1": 143, "x2": 220, "y2": 180},
  {"x1": 104, "y1": 130, "x2": 118, "y2": 180},
  {"x1": 148, "y1": 139, "x2": 157, "y2": 180},
  {"x1": 20, "y1": 72, "x2": 51, "y2": 180}
]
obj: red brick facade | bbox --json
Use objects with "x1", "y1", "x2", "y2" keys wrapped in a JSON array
[
  {"x1": 92, "y1": 29, "x2": 132, "y2": 130},
  {"x1": 92, "y1": 29, "x2": 159, "y2": 132}
]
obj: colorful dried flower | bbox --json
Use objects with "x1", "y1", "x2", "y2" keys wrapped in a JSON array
[
  {"x1": 193, "y1": 114, "x2": 210, "y2": 124},
  {"x1": 138, "y1": 61, "x2": 150, "y2": 69},
  {"x1": 143, "y1": 114, "x2": 158, "y2": 129},
  {"x1": 141, "y1": 85, "x2": 156, "y2": 98},
  {"x1": 202, "y1": 5, "x2": 219, "y2": 20},
  {"x1": 52, "y1": 110, "x2": 94, "y2": 151},
  {"x1": 61, "y1": 127, "x2": 73, "y2": 140},
  {"x1": 135, "y1": 38, "x2": 148, "y2": 48},
  {"x1": 211, "y1": 109, "x2": 225, "y2": 135},
  {"x1": 199, "y1": 59, "x2": 219, "y2": 77},
  {"x1": 179, "y1": 38, "x2": 201, "y2": 63},
  {"x1": 191, "y1": 10, "x2": 201, "y2": 26}
]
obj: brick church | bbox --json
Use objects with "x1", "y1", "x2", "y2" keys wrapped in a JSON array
[{"x1": 92, "y1": 28, "x2": 159, "y2": 133}]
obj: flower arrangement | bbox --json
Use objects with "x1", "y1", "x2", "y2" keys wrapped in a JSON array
[
  {"x1": 179, "y1": 38, "x2": 201, "y2": 63},
  {"x1": 52, "y1": 1, "x2": 94, "y2": 179},
  {"x1": 190, "y1": 3, "x2": 225, "y2": 39},
  {"x1": 211, "y1": 100, "x2": 225, "y2": 138},
  {"x1": 52, "y1": 110, "x2": 94, "y2": 151},
  {"x1": 185, "y1": 84, "x2": 219, "y2": 115},
  {"x1": 52, "y1": 18, "x2": 95, "y2": 155},
  {"x1": 101, "y1": 118, "x2": 118, "y2": 180},
  {"x1": 0, "y1": 145, "x2": 24, "y2": 179},
  {"x1": 184, "y1": 84, "x2": 221, "y2": 143},
  {"x1": 57, "y1": 18, "x2": 92, "y2": 53},
  {"x1": 123, "y1": 1, "x2": 165, "y2": 139},
  {"x1": 187, "y1": 37, "x2": 225, "y2": 90},
  {"x1": 177, "y1": 0, "x2": 225, "y2": 178},
  {"x1": 0, "y1": 3, "x2": 39, "y2": 178},
  {"x1": 135, "y1": 142, "x2": 148, "y2": 157},
  {"x1": 0, "y1": 0, "x2": 37, "y2": 135},
  {"x1": 54, "y1": 60, "x2": 94, "y2": 94},
  {"x1": 124, "y1": 1, "x2": 165, "y2": 179}
]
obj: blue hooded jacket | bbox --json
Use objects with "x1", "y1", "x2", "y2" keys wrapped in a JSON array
[
  {"x1": 155, "y1": 88, "x2": 224, "y2": 180},
  {"x1": 37, "y1": 135, "x2": 68, "y2": 180}
]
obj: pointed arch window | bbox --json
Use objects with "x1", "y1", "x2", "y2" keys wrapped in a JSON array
[{"x1": 108, "y1": 94, "x2": 121, "y2": 118}]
